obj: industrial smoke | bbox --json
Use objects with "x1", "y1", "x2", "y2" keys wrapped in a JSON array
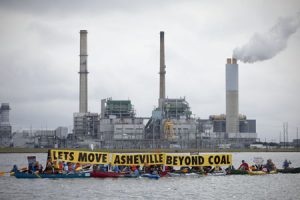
[{"x1": 233, "y1": 13, "x2": 300, "y2": 63}]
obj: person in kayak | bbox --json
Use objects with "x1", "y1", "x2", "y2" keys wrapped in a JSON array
[
  {"x1": 209, "y1": 166, "x2": 223, "y2": 173},
  {"x1": 203, "y1": 166, "x2": 212, "y2": 173},
  {"x1": 11, "y1": 165, "x2": 19, "y2": 173},
  {"x1": 265, "y1": 159, "x2": 276, "y2": 172},
  {"x1": 44, "y1": 159, "x2": 54, "y2": 174},
  {"x1": 130, "y1": 165, "x2": 139, "y2": 176},
  {"x1": 283, "y1": 159, "x2": 291, "y2": 169},
  {"x1": 112, "y1": 165, "x2": 120, "y2": 173},
  {"x1": 238, "y1": 160, "x2": 249, "y2": 171},
  {"x1": 38, "y1": 163, "x2": 43, "y2": 173}
]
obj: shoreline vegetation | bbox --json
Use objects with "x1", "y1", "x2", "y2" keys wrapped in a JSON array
[{"x1": 0, "y1": 147, "x2": 299, "y2": 154}]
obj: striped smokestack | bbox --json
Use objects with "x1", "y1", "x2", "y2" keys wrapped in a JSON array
[{"x1": 226, "y1": 57, "x2": 239, "y2": 133}]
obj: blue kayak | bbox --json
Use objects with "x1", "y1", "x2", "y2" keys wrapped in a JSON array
[
  {"x1": 14, "y1": 171, "x2": 91, "y2": 179},
  {"x1": 122, "y1": 174, "x2": 139, "y2": 178},
  {"x1": 141, "y1": 173, "x2": 160, "y2": 179}
]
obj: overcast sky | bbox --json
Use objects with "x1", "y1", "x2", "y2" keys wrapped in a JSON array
[{"x1": 0, "y1": 0, "x2": 299, "y2": 142}]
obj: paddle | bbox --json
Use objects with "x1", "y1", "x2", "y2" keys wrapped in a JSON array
[
  {"x1": 34, "y1": 171, "x2": 41, "y2": 178},
  {"x1": 0, "y1": 171, "x2": 14, "y2": 176},
  {"x1": 0, "y1": 166, "x2": 28, "y2": 176}
]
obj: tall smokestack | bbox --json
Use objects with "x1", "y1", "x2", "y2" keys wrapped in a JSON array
[
  {"x1": 79, "y1": 30, "x2": 88, "y2": 113},
  {"x1": 159, "y1": 31, "x2": 166, "y2": 108},
  {"x1": 226, "y1": 58, "x2": 239, "y2": 133}
]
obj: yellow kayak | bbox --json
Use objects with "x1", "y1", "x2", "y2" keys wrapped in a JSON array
[
  {"x1": 249, "y1": 171, "x2": 266, "y2": 175},
  {"x1": 248, "y1": 170, "x2": 277, "y2": 175}
]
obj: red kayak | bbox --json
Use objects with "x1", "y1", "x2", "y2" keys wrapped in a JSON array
[
  {"x1": 159, "y1": 171, "x2": 168, "y2": 177},
  {"x1": 91, "y1": 171, "x2": 123, "y2": 178}
]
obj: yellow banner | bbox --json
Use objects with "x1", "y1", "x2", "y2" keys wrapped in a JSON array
[
  {"x1": 112, "y1": 153, "x2": 164, "y2": 166},
  {"x1": 164, "y1": 154, "x2": 232, "y2": 166},
  {"x1": 49, "y1": 150, "x2": 232, "y2": 167},
  {"x1": 50, "y1": 149, "x2": 109, "y2": 165}
]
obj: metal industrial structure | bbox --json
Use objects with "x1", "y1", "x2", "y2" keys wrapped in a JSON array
[
  {"x1": 69, "y1": 31, "x2": 257, "y2": 149},
  {"x1": 0, "y1": 103, "x2": 12, "y2": 146},
  {"x1": 144, "y1": 32, "x2": 198, "y2": 148},
  {"x1": 1, "y1": 31, "x2": 259, "y2": 149},
  {"x1": 98, "y1": 98, "x2": 145, "y2": 148}
]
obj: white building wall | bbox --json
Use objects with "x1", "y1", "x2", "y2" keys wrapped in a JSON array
[
  {"x1": 228, "y1": 132, "x2": 257, "y2": 139},
  {"x1": 113, "y1": 124, "x2": 144, "y2": 140}
]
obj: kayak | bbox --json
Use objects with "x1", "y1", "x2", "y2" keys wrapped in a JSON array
[
  {"x1": 184, "y1": 173, "x2": 204, "y2": 177},
  {"x1": 207, "y1": 172, "x2": 226, "y2": 176},
  {"x1": 166, "y1": 172, "x2": 205, "y2": 177},
  {"x1": 122, "y1": 173, "x2": 139, "y2": 178},
  {"x1": 91, "y1": 171, "x2": 123, "y2": 178},
  {"x1": 141, "y1": 173, "x2": 160, "y2": 179},
  {"x1": 248, "y1": 171, "x2": 266, "y2": 175},
  {"x1": 159, "y1": 171, "x2": 169, "y2": 177},
  {"x1": 14, "y1": 171, "x2": 91, "y2": 178},
  {"x1": 226, "y1": 169, "x2": 248, "y2": 175},
  {"x1": 248, "y1": 170, "x2": 277, "y2": 175},
  {"x1": 277, "y1": 167, "x2": 300, "y2": 174},
  {"x1": 166, "y1": 172, "x2": 181, "y2": 177}
]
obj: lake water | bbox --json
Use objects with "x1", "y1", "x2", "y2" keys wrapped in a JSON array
[{"x1": 0, "y1": 152, "x2": 300, "y2": 200}]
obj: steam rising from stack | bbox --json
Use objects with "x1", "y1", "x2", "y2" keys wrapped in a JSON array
[{"x1": 233, "y1": 13, "x2": 300, "y2": 63}]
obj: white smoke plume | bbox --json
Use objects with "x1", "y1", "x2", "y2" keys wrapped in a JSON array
[{"x1": 233, "y1": 13, "x2": 300, "y2": 63}]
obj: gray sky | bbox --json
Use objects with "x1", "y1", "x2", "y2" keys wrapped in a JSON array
[{"x1": 0, "y1": 0, "x2": 299, "y2": 142}]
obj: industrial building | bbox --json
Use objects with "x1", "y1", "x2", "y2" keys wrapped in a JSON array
[
  {"x1": 144, "y1": 32, "x2": 198, "y2": 149},
  {"x1": 0, "y1": 103, "x2": 12, "y2": 146},
  {"x1": 198, "y1": 114, "x2": 257, "y2": 148},
  {"x1": 12, "y1": 127, "x2": 69, "y2": 148},
  {"x1": 98, "y1": 98, "x2": 145, "y2": 148},
  {"x1": 69, "y1": 30, "x2": 257, "y2": 149},
  {"x1": 196, "y1": 58, "x2": 257, "y2": 148},
  {"x1": 1, "y1": 31, "x2": 260, "y2": 149},
  {"x1": 73, "y1": 112, "x2": 99, "y2": 139}
]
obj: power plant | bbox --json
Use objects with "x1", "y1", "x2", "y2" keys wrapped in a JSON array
[
  {"x1": 70, "y1": 30, "x2": 257, "y2": 149},
  {"x1": 1, "y1": 30, "x2": 258, "y2": 149}
]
